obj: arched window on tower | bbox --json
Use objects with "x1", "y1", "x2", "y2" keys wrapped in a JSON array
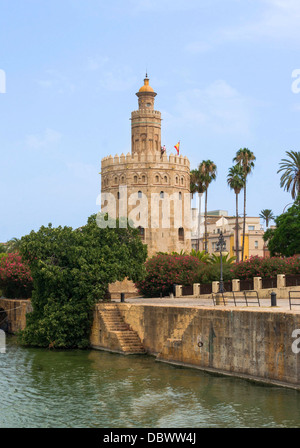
[
  {"x1": 134, "y1": 175, "x2": 138, "y2": 183},
  {"x1": 179, "y1": 192, "x2": 182, "y2": 200},
  {"x1": 117, "y1": 192, "x2": 120, "y2": 199},
  {"x1": 178, "y1": 227, "x2": 184, "y2": 241},
  {"x1": 155, "y1": 175, "x2": 159, "y2": 183},
  {"x1": 160, "y1": 191, "x2": 164, "y2": 199},
  {"x1": 138, "y1": 191, "x2": 142, "y2": 198}
]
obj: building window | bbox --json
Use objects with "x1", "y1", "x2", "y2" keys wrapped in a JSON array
[
  {"x1": 181, "y1": 177, "x2": 184, "y2": 185},
  {"x1": 138, "y1": 226, "x2": 145, "y2": 240},
  {"x1": 121, "y1": 176, "x2": 125, "y2": 184},
  {"x1": 138, "y1": 191, "x2": 142, "y2": 198},
  {"x1": 155, "y1": 175, "x2": 159, "y2": 183},
  {"x1": 164, "y1": 176, "x2": 168, "y2": 184},
  {"x1": 248, "y1": 225, "x2": 255, "y2": 231},
  {"x1": 134, "y1": 175, "x2": 138, "y2": 183},
  {"x1": 160, "y1": 191, "x2": 164, "y2": 198},
  {"x1": 142, "y1": 175, "x2": 146, "y2": 183},
  {"x1": 178, "y1": 227, "x2": 184, "y2": 241},
  {"x1": 179, "y1": 192, "x2": 182, "y2": 200},
  {"x1": 117, "y1": 192, "x2": 120, "y2": 199},
  {"x1": 255, "y1": 241, "x2": 258, "y2": 249},
  {"x1": 175, "y1": 176, "x2": 178, "y2": 184},
  {"x1": 114, "y1": 176, "x2": 118, "y2": 184}
]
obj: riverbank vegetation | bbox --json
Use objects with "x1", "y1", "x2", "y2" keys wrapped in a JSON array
[
  {"x1": 136, "y1": 251, "x2": 300, "y2": 297},
  {"x1": 15, "y1": 214, "x2": 147, "y2": 349}
]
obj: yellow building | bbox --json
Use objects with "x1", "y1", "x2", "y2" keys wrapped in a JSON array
[{"x1": 191, "y1": 210, "x2": 265, "y2": 260}]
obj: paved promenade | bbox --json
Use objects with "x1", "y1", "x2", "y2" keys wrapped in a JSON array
[{"x1": 114, "y1": 295, "x2": 300, "y2": 313}]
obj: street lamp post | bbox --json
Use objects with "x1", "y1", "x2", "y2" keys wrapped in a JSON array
[{"x1": 216, "y1": 231, "x2": 226, "y2": 294}]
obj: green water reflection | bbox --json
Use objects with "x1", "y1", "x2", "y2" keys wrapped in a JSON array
[{"x1": 0, "y1": 336, "x2": 300, "y2": 428}]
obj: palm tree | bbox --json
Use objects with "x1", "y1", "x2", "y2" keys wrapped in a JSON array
[
  {"x1": 227, "y1": 165, "x2": 245, "y2": 262},
  {"x1": 259, "y1": 209, "x2": 275, "y2": 229},
  {"x1": 190, "y1": 248, "x2": 211, "y2": 263},
  {"x1": 277, "y1": 151, "x2": 300, "y2": 201},
  {"x1": 3, "y1": 237, "x2": 21, "y2": 253},
  {"x1": 199, "y1": 160, "x2": 217, "y2": 253},
  {"x1": 233, "y1": 148, "x2": 256, "y2": 261},
  {"x1": 190, "y1": 169, "x2": 206, "y2": 251}
]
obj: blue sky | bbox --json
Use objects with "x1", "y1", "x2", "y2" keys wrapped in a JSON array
[{"x1": 1, "y1": 0, "x2": 300, "y2": 241}]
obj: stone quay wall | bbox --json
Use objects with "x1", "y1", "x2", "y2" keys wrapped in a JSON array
[
  {"x1": 0, "y1": 298, "x2": 32, "y2": 333},
  {"x1": 111, "y1": 303, "x2": 300, "y2": 389}
]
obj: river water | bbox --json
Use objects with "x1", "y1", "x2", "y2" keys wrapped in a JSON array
[{"x1": 1, "y1": 336, "x2": 300, "y2": 428}]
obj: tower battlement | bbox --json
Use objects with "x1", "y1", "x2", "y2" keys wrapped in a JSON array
[
  {"x1": 101, "y1": 152, "x2": 190, "y2": 169},
  {"x1": 131, "y1": 110, "x2": 161, "y2": 117}
]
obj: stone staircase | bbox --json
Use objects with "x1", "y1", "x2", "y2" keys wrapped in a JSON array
[{"x1": 99, "y1": 304, "x2": 145, "y2": 355}]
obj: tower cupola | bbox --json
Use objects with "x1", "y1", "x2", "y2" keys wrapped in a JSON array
[{"x1": 131, "y1": 75, "x2": 161, "y2": 155}]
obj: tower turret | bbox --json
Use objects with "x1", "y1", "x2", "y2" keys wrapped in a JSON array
[{"x1": 131, "y1": 74, "x2": 162, "y2": 156}]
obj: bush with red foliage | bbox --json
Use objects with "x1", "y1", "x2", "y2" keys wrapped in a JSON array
[
  {"x1": 135, "y1": 254, "x2": 205, "y2": 297},
  {"x1": 230, "y1": 255, "x2": 300, "y2": 281},
  {"x1": 0, "y1": 253, "x2": 33, "y2": 299}
]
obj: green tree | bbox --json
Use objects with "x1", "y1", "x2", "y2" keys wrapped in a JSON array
[
  {"x1": 259, "y1": 209, "x2": 275, "y2": 229},
  {"x1": 199, "y1": 160, "x2": 217, "y2": 253},
  {"x1": 263, "y1": 200, "x2": 300, "y2": 257},
  {"x1": 18, "y1": 214, "x2": 147, "y2": 348},
  {"x1": 277, "y1": 151, "x2": 300, "y2": 201},
  {"x1": 233, "y1": 148, "x2": 256, "y2": 261},
  {"x1": 190, "y1": 168, "x2": 206, "y2": 251},
  {"x1": 227, "y1": 165, "x2": 245, "y2": 262}
]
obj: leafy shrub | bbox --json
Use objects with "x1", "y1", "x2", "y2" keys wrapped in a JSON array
[
  {"x1": 230, "y1": 255, "x2": 300, "y2": 280},
  {"x1": 136, "y1": 254, "x2": 204, "y2": 297},
  {"x1": 18, "y1": 214, "x2": 147, "y2": 348},
  {"x1": 0, "y1": 253, "x2": 33, "y2": 299},
  {"x1": 199, "y1": 263, "x2": 234, "y2": 284}
]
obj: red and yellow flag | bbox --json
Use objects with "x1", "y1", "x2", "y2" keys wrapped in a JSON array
[{"x1": 174, "y1": 141, "x2": 180, "y2": 155}]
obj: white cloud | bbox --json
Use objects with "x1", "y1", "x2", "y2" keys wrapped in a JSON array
[
  {"x1": 128, "y1": 0, "x2": 200, "y2": 12},
  {"x1": 26, "y1": 128, "x2": 62, "y2": 149},
  {"x1": 37, "y1": 69, "x2": 75, "y2": 93},
  {"x1": 185, "y1": 41, "x2": 212, "y2": 54},
  {"x1": 98, "y1": 66, "x2": 138, "y2": 92},
  {"x1": 85, "y1": 56, "x2": 109, "y2": 72},
  {"x1": 163, "y1": 80, "x2": 253, "y2": 136},
  {"x1": 220, "y1": 0, "x2": 300, "y2": 43}
]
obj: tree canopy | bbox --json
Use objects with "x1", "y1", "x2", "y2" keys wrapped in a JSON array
[
  {"x1": 263, "y1": 201, "x2": 300, "y2": 257},
  {"x1": 18, "y1": 214, "x2": 147, "y2": 348}
]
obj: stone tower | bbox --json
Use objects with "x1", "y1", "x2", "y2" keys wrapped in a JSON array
[{"x1": 101, "y1": 75, "x2": 191, "y2": 257}]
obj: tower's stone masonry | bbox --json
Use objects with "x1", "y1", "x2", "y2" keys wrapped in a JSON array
[{"x1": 101, "y1": 76, "x2": 191, "y2": 257}]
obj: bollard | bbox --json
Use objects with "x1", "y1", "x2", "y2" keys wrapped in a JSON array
[
  {"x1": 121, "y1": 293, "x2": 125, "y2": 303},
  {"x1": 160, "y1": 292, "x2": 163, "y2": 299},
  {"x1": 271, "y1": 292, "x2": 277, "y2": 307},
  {"x1": 173, "y1": 284, "x2": 177, "y2": 298}
]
